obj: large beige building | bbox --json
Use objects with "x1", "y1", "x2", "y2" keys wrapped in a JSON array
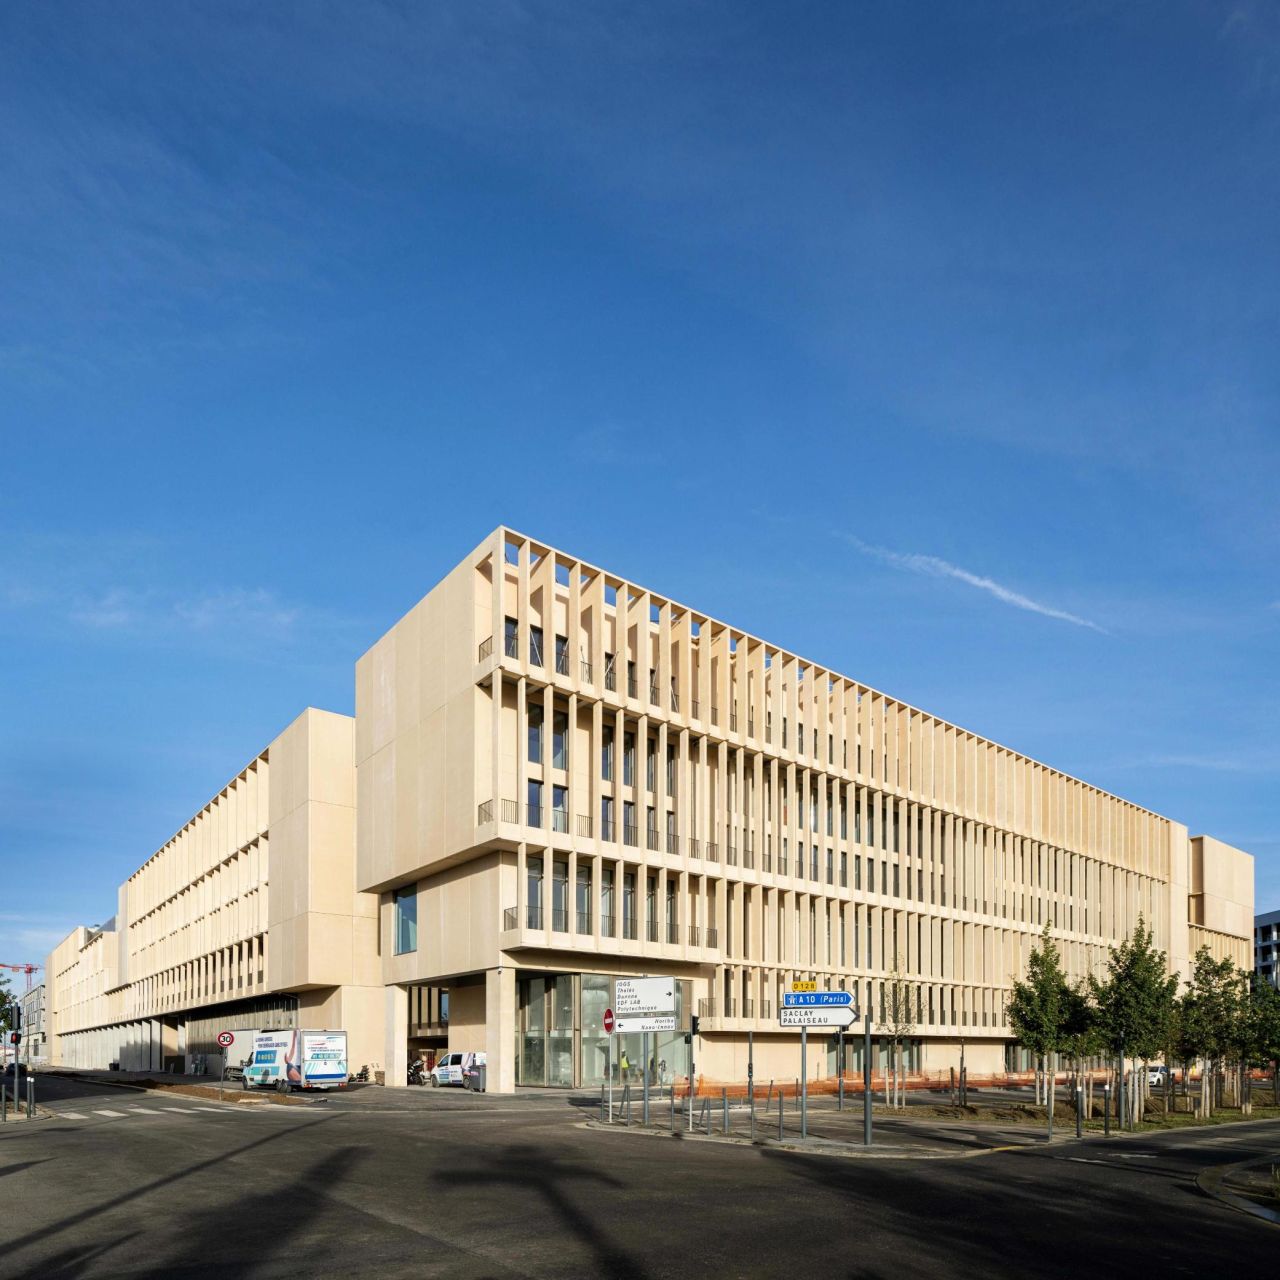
[
  {"x1": 50, "y1": 528, "x2": 1254, "y2": 1093},
  {"x1": 48, "y1": 709, "x2": 383, "y2": 1074}
]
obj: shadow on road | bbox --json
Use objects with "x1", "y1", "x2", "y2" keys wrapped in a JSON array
[{"x1": 435, "y1": 1142, "x2": 647, "y2": 1280}]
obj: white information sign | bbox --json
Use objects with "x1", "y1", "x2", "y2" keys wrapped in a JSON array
[
  {"x1": 778, "y1": 1005, "x2": 857, "y2": 1029},
  {"x1": 613, "y1": 1015, "x2": 677, "y2": 1035},
  {"x1": 614, "y1": 977, "x2": 675, "y2": 1017}
]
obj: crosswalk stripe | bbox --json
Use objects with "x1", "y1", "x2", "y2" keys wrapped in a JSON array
[
  {"x1": 93, "y1": 1109, "x2": 127, "y2": 1117},
  {"x1": 127, "y1": 1108, "x2": 163, "y2": 1115},
  {"x1": 192, "y1": 1106, "x2": 227, "y2": 1113},
  {"x1": 58, "y1": 1111, "x2": 87, "y2": 1119},
  {"x1": 161, "y1": 1107, "x2": 204, "y2": 1114}
]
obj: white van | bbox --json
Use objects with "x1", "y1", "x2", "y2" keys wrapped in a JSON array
[{"x1": 430, "y1": 1051, "x2": 485, "y2": 1087}]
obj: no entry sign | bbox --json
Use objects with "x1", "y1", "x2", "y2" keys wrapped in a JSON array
[{"x1": 602, "y1": 1008, "x2": 615, "y2": 1034}]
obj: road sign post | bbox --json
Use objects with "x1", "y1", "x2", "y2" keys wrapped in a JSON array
[
  {"x1": 603, "y1": 1009, "x2": 614, "y2": 1123},
  {"x1": 800, "y1": 1027, "x2": 808, "y2": 1139},
  {"x1": 642, "y1": 1031, "x2": 650, "y2": 1127},
  {"x1": 863, "y1": 1010, "x2": 872, "y2": 1147}
]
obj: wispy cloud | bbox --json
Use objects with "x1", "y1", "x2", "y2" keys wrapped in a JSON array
[
  {"x1": 839, "y1": 534, "x2": 1107, "y2": 633},
  {"x1": 1115, "y1": 753, "x2": 1279, "y2": 776}
]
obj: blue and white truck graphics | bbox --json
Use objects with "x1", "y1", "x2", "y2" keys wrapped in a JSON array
[{"x1": 242, "y1": 1030, "x2": 349, "y2": 1091}]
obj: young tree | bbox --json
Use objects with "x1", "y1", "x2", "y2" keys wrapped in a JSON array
[
  {"x1": 1088, "y1": 917, "x2": 1177, "y2": 1127},
  {"x1": 1179, "y1": 946, "x2": 1240, "y2": 1117},
  {"x1": 1006, "y1": 927, "x2": 1070, "y2": 1109},
  {"x1": 1238, "y1": 972, "x2": 1280, "y2": 1114},
  {"x1": 882, "y1": 958, "x2": 916, "y2": 1109}
]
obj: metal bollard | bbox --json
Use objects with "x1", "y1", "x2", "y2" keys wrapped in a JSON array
[
  {"x1": 778, "y1": 1091, "x2": 784, "y2": 1141},
  {"x1": 670, "y1": 1090, "x2": 676, "y2": 1133},
  {"x1": 1075, "y1": 1084, "x2": 1083, "y2": 1139},
  {"x1": 750, "y1": 1085, "x2": 756, "y2": 1141},
  {"x1": 839, "y1": 1075, "x2": 844, "y2": 1111},
  {"x1": 765, "y1": 1080, "x2": 773, "y2": 1114},
  {"x1": 704, "y1": 1097, "x2": 712, "y2": 1135},
  {"x1": 1103, "y1": 1083, "x2": 1111, "y2": 1136},
  {"x1": 26, "y1": 1078, "x2": 34, "y2": 1120}
]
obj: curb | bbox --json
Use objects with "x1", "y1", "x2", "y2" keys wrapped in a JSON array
[
  {"x1": 1197, "y1": 1157, "x2": 1280, "y2": 1228},
  {"x1": 580, "y1": 1119, "x2": 1028, "y2": 1161}
]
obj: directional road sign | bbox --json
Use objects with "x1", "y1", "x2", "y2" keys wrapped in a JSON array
[
  {"x1": 779, "y1": 1005, "x2": 858, "y2": 1029},
  {"x1": 782, "y1": 990, "x2": 854, "y2": 1008},
  {"x1": 613, "y1": 1014, "x2": 677, "y2": 1034},
  {"x1": 614, "y1": 977, "x2": 675, "y2": 1016},
  {"x1": 789, "y1": 980, "x2": 817, "y2": 993}
]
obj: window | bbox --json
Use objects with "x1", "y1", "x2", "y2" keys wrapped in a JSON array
[
  {"x1": 555, "y1": 634, "x2": 569, "y2": 675},
  {"x1": 646, "y1": 740, "x2": 657, "y2": 792},
  {"x1": 526, "y1": 856, "x2": 543, "y2": 927},
  {"x1": 552, "y1": 711, "x2": 568, "y2": 770},
  {"x1": 576, "y1": 865, "x2": 592, "y2": 932},
  {"x1": 528, "y1": 702, "x2": 543, "y2": 764},
  {"x1": 552, "y1": 785, "x2": 568, "y2": 833},
  {"x1": 528, "y1": 779, "x2": 543, "y2": 827},
  {"x1": 604, "y1": 651, "x2": 617, "y2": 691},
  {"x1": 623, "y1": 871, "x2": 637, "y2": 937},
  {"x1": 504, "y1": 616, "x2": 518, "y2": 658},
  {"x1": 393, "y1": 886, "x2": 417, "y2": 954},
  {"x1": 552, "y1": 859, "x2": 569, "y2": 930},
  {"x1": 529, "y1": 624, "x2": 544, "y2": 667},
  {"x1": 666, "y1": 745, "x2": 677, "y2": 795},
  {"x1": 624, "y1": 732, "x2": 636, "y2": 786},
  {"x1": 826, "y1": 848, "x2": 834, "y2": 885},
  {"x1": 624, "y1": 800, "x2": 637, "y2": 845},
  {"x1": 601, "y1": 868, "x2": 615, "y2": 935},
  {"x1": 601, "y1": 795, "x2": 615, "y2": 840},
  {"x1": 811, "y1": 844, "x2": 819, "y2": 880},
  {"x1": 602, "y1": 725, "x2": 614, "y2": 780}
]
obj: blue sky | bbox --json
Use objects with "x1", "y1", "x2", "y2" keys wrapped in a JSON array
[{"x1": 2, "y1": 1, "x2": 1277, "y2": 975}]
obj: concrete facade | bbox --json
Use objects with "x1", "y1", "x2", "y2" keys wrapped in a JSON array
[
  {"x1": 358, "y1": 528, "x2": 1256, "y2": 1090},
  {"x1": 47, "y1": 709, "x2": 384, "y2": 1075},
  {"x1": 46, "y1": 527, "x2": 1257, "y2": 1090}
]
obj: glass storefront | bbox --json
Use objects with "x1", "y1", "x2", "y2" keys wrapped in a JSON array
[{"x1": 516, "y1": 971, "x2": 692, "y2": 1087}]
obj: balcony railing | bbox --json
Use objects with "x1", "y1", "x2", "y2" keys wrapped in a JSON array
[
  {"x1": 730, "y1": 710, "x2": 738, "y2": 732},
  {"x1": 711, "y1": 704, "x2": 720, "y2": 724},
  {"x1": 726, "y1": 842, "x2": 738, "y2": 866},
  {"x1": 503, "y1": 906, "x2": 517, "y2": 930},
  {"x1": 666, "y1": 920, "x2": 679, "y2": 944},
  {"x1": 604, "y1": 665, "x2": 616, "y2": 692},
  {"x1": 502, "y1": 799, "x2": 519, "y2": 824},
  {"x1": 706, "y1": 927, "x2": 719, "y2": 948},
  {"x1": 649, "y1": 680, "x2": 659, "y2": 705},
  {"x1": 601, "y1": 819, "x2": 615, "y2": 842},
  {"x1": 646, "y1": 919, "x2": 658, "y2": 943},
  {"x1": 478, "y1": 635, "x2": 493, "y2": 662},
  {"x1": 623, "y1": 916, "x2": 637, "y2": 940},
  {"x1": 555, "y1": 650, "x2": 570, "y2": 676},
  {"x1": 742, "y1": 846, "x2": 754, "y2": 870},
  {"x1": 627, "y1": 676, "x2": 638, "y2": 698},
  {"x1": 691, "y1": 699, "x2": 700, "y2": 719},
  {"x1": 666, "y1": 832, "x2": 680, "y2": 856},
  {"x1": 530, "y1": 640, "x2": 544, "y2": 667},
  {"x1": 670, "y1": 690, "x2": 679, "y2": 713},
  {"x1": 576, "y1": 910, "x2": 592, "y2": 934},
  {"x1": 778, "y1": 855, "x2": 788, "y2": 876},
  {"x1": 527, "y1": 904, "x2": 543, "y2": 929},
  {"x1": 643, "y1": 827, "x2": 657, "y2": 851},
  {"x1": 688, "y1": 837, "x2": 701, "y2": 859},
  {"x1": 551, "y1": 908, "x2": 569, "y2": 932},
  {"x1": 552, "y1": 809, "x2": 569, "y2": 834},
  {"x1": 527, "y1": 804, "x2": 543, "y2": 827},
  {"x1": 748, "y1": 716, "x2": 755, "y2": 737},
  {"x1": 624, "y1": 825, "x2": 638, "y2": 847},
  {"x1": 577, "y1": 814, "x2": 593, "y2": 839},
  {"x1": 600, "y1": 914, "x2": 615, "y2": 937},
  {"x1": 688, "y1": 925, "x2": 701, "y2": 947},
  {"x1": 504, "y1": 631, "x2": 519, "y2": 658},
  {"x1": 763, "y1": 852, "x2": 772, "y2": 873},
  {"x1": 706, "y1": 841, "x2": 719, "y2": 863},
  {"x1": 581, "y1": 660, "x2": 593, "y2": 683},
  {"x1": 478, "y1": 800, "x2": 493, "y2": 825}
]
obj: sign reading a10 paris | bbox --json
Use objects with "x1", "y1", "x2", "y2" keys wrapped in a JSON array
[{"x1": 779, "y1": 988, "x2": 857, "y2": 1028}]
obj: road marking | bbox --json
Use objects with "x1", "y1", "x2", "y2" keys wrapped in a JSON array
[
  {"x1": 161, "y1": 1107, "x2": 205, "y2": 1114},
  {"x1": 127, "y1": 1108, "x2": 164, "y2": 1115},
  {"x1": 57, "y1": 1111, "x2": 87, "y2": 1119},
  {"x1": 192, "y1": 1106, "x2": 228, "y2": 1113},
  {"x1": 93, "y1": 1109, "x2": 128, "y2": 1118}
]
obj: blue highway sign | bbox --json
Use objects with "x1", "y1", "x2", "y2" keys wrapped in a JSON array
[{"x1": 782, "y1": 990, "x2": 854, "y2": 1008}]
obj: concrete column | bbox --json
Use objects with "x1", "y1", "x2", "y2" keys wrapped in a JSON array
[
  {"x1": 385, "y1": 984, "x2": 408, "y2": 1088},
  {"x1": 486, "y1": 965, "x2": 517, "y2": 1094}
]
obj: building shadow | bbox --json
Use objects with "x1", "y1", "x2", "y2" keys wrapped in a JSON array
[{"x1": 435, "y1": 1143, "x2": 647, "y2": 1280}]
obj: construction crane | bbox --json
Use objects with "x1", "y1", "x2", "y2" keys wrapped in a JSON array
[{"x1": 1, "y1": 963, "x2": 41, "y2": 992}]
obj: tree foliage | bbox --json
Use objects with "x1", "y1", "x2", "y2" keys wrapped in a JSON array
[
  {"x1": 1088, "y1": 917, "x2": 1177, "y2": 1060},
  {"x1": 1007, "y1": 927, "x2": 1072, "y2": 1056}
]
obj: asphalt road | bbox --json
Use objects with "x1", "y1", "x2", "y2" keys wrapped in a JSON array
[{"x1": 2, "y1": 1075, "x2": 1276, "y2": 1278}]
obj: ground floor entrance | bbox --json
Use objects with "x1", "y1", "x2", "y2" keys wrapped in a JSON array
[{"x1": 515, "y1": 971, "x2": 694, "y2": 1089}]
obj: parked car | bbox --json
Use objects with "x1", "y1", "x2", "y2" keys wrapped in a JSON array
[
  {"x1": 431, "y1": 1051, "x2": 485, "y2": 1087},
  {"x1": 1146, "y1": 1065, "x2": 1170, "y2": 1088}
]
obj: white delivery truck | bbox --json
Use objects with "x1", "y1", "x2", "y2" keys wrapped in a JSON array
[
  {"x1": 213, "y1": 1028, "x2": 260, "y2": 1082},
  {"x1": 242, "y1": 1029, "x2": 349, "y2": 1093}
]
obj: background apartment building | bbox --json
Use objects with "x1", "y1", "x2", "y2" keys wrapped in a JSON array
[
  {"x1": 358, "y1": 529, "x2": 1254, "y2": 1094},
  {"x1": 1257, "y1": 907, "x2": 1280, "y2": 990},
  {"x1": 47, "y1": 709, "x2": 383, "y2": 1073}
]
